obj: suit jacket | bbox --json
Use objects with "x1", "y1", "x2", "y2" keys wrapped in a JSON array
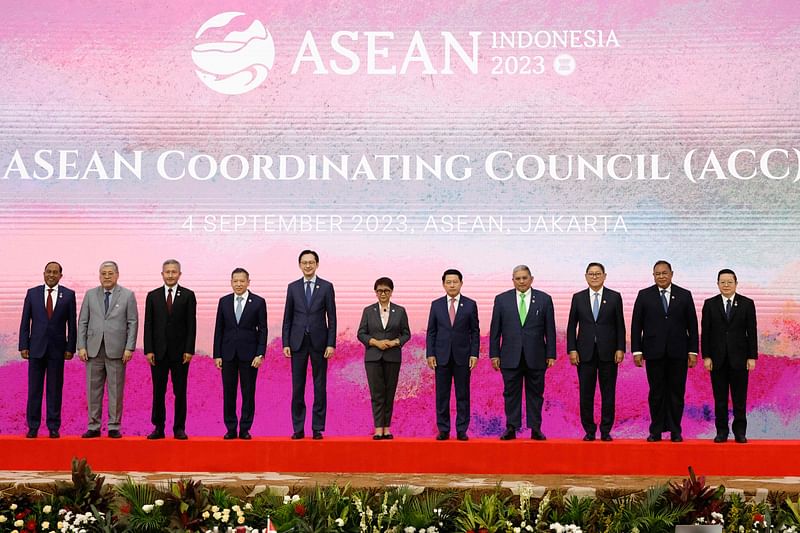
[
  {"x1": 701, "y1": 293, "x2": 758, "y2": 369},
  {"x1": 143, "y1": 285, "x2": 197, "y2": 361},
  {"x1": 426, "y1": 295, "x2": 480, "y2": 366},
  {"x1": 282, "y1": 277, "x2": 337, "y2": 352},
  {"x1": 213, "y1": 292, "x2": 267, "y2": 361},
  {"x1": 357, "y1": 303, "x2": 411, "y2": 362},
  {"x1": 631, "y1": 284, "x2": 699, "y2": 360},
  {"x1": 490, "y1": 288, "x2": 557, "y2": 370},
  {"x1": 19, "y1": 285, "x2": 77, "y2": 358},
  {"x1": 566, "y1": 287, "x2": 626, "y2": 362},
  {"x1": 77, "y1": 285, "x2": 138, "y2": 358}
]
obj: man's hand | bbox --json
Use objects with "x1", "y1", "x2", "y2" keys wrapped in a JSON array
[
  {"x1": 324, "y1": 346, "x2": 335, "y2": 359},
  {"x1": 426, "y1": 356, "x2": 437, "y2": 370},
  {"x1": 146, "y1": 353, "x2": 156, "y2": 366},
  {"x1": 747, "y1": 358, "x2": 756, "y2": 371},
  {"x1": 20, "y1": 350, "x2": 29, "y2": 360},
  {"x1": 569, "y1": 351, "x2": 579, "y2": 366},
  {"x1": 182, "y1": 353, "x2": 192, "y2": 364},
  {"x1": 614, "y1": 350, "x2": 624, "y2": 364},
  {"x1": 688, "y1": 353, "x2": 697, "y2": 368},
  {"x1": 468, "y1": 356, "x2": 478, "y2": 370},
  {"x1": 251, "y1": 355, "x2": 264, "y2": 368},
  {"x1": 283, "y1": 347, "x2": 292, "y2": 358},
  {"x1": 215, "y1": 358, "x2": 223, "y2": 370},
  {"x1": 546, "y1": 358, "x2": 555, "y2": 369},
  {"x1": 79, "y1": 349, "x2": 88, "y2": 362},
  {"x1": 703, "y1": 358, "x2": 713, "y2": 372},
  {"x1": 633, "y1": 354, "x2": 643, "y2": 367},
  {"x1": 122, "y1": 350, "x2": 133, "y2": 364},
  {"x1": 491, "y1": 357, "x2": 501, "y2": 371},
  {"x1": 64, "y1": 351, "x2": 74, "y2": 361}
]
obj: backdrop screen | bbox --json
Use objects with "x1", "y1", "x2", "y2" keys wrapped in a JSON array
[{"x1": 1, "y1": 1, "x2": 799, "y2": 438}]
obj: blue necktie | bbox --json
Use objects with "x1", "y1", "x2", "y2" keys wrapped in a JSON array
[
  {"x1": 725, "y1": 298, "x2": 732, "y2": 320},
  {"x1": 660, "y1": 289, "x2": 669, "y2": 314},
  {"x1": 305, "y1": 280, "x2": 312, "y2": 307},
  {"x1": 235, "y1": 296, "x2": 243, "y2": 324},
  {"x1": 592, "y1": 292, "x2": 600, "y2": 321},
  {"x1": 104, "y1": 291, "x2": 111, "y2": 314}
]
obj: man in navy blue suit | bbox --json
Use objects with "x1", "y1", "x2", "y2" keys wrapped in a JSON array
[
  {"x1": 631, "y1": 260, "x2": 699, "y2": 443},
  {"x1": 426, "y1": 269, "x2": 480, "y2": 441},
  {"x1": 566, "y1": 262, "x2": 626, "y2": 442},
  {"x1": 213, "y1": 267, "x2": 267, "y2": 440},
  {"x1": 18, "y1": 261, "x2": 77, "y2": 438},
  {"x1": 282, "y1": 250, "x2": 337, "y2": 439},
  {"x1": 490, "y1": 265, "x2": 556, "y2": 440}
]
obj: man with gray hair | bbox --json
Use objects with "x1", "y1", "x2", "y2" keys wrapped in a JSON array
[
  {"x1": 490, "y1": 265, "x2": 557, "y2": 440},
  {"x1": 77, "y1": 261, "x2": 138, "y2": 438}
]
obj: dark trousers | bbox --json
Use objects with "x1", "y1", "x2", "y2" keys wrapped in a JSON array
[
  {"x1": 150, "y1": 356, "x2": 189, "y2": 432},
  {"x1": 710, "y1": 359, "x2": 749, "y2": 438},
  {"x1": 291, "y1": 335, "x2": 328, "y2": 433},
  {"x1": 577, "y1": 346, "x2": 618, "y2": 436},
  {"x1": 364, "y1": 359, "x2": 401, "y2": 428},
  {"x1": 501, "y1": 355, "x2": 545, "y2": 431},
  {"x1": 27, "y1": 353, "x2": 65, "y2": 431},
  {"x1": 221, "y1": 356, "x2": 258, "y2": 435},
  {"x1": 435, "y1": 356, "x2": 471, "y2": 434},
  {"x1": 644, "y1": 357, "x2": 688, "y2": 436}
]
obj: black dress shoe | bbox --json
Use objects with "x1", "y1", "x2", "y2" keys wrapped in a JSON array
[
  {"x1": 436, "y1": 432, "x2": 450, "y2": 441},
  {"x1": 600, "y1": 434, "x2": 612, "y2": 442},
  {"x1": 373, "y1": 434, "x2": 383, "y2": 440},
  {"x1": 147, "y1": 430, "x2": 165, "y2": 440},
  {"x1": 713, "y1": 434, "x2": 728, "y2": 443},
  {"x1": 82, "y1": 429, "x2": 101, "y2": 439},
  {"x1": 457, "y1": 433, "x2": 469, "y2": 441},
  {"x1": 26, "y1": 429, "x2": 37, "y2": 438},
  {"x1": 382, "y1": 433, "x2": 394, "y2": 440},
  {"x1": 734, "y1": 435, "x2": 748, "y2": 444},
  {"x1": 312, "y1": 431, "x2": 323, "y2": 440},
  {"x1": 223, "y1": 432, "x2": 237, "y2": 440},
  {"x1": 49, "y1": 430, "x2": 60, "y2": 439},
  {"x1": 646, "y1": 434, "x2": 661, "y2": 442},
  {"x1": 174, "y1": 431, "x2": 188, "y2": 440},
  {"x1": 239, "y1": 432, "x2": 252, "y2": 440},
  {"x1": 583, "y1": 433, "x2": 596, "y2": 441},
  {"x1": 531, "y1": 430, "x2": 547, "y2": 441},
  {"x1": 108, "y1": 430, "x2": 123, "y2": 439},
  {"x1": 291, "y1": 431, "x2": 305, "y2": 440},
  {"x1": 670, "y1": 434, "x2": 683, "y2": 443},
  {"x1": 499, "y1": 428, "x2": 516, "y2": 440}
]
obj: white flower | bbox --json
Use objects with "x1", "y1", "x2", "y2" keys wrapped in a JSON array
[
  {"x1": 244, "y1": 503, "x2": 252, "y2": 510},
  {"x1": 526, "y1": 527, "x2": 534, "y2": 532},
  {"x1": 232, "y1": 505, "x2": 241, "y2": 512},
  {"x1": 202, "y1": 511, "x2": 210, "y2": 519},
  {"x1": 57, "y1": 521, "x2": 64, "y2": 529},
  {"x1": 292, "y1": 494, "x2": 300, "y2": 502},
  {"x1": 514, "y1": 528, "x2": 521, "y2": 533},
  {"x1": 237, "y1": 516, "x2": 245, "y2": 524},
  {"x1": 42, "y1": 521, "x2": 50, "y2": 530},
  {"x1": 142, "y1": 504, "x2": 154, "y2": 513},
  {"x1": 221, "y1": 514, "x2": 229, "y2": 523},
  {"x1": 14, "y1": 520, "x2": 24, "y2": 527},
  {"x1": 43, "y1": 505, "x2": 52, "y2": 513},
  {"x1": 213, "y1": 512, "x2": 222, "y2": 520},
  {"x1": 404, "y1": 527, "x2": 416, "y2": 533},
  {"x1": 335, "y1": 518, "x2": 345, "y2": 527},
  {"x1": 212, "y1": 505, "x2": 220, "y2": 513},
  {"x1": 10, "y1": 503, "x2": 17, "y2": 510},
  {"x1": 0, "y1": 516, "x2": 6, "y2": 523},
  {"x1": 155, "y1": 499, "x2": 164, "y2": 507},
  {"x1": 283, "y1": 496, "x2": 291, "y2": 504}
]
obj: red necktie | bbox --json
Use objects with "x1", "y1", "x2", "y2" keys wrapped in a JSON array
[
  {"x1": 448, "y1": 298, "x2": 456, "y2": 325},
  {"x1": 167, "y1": 288, "x2": 173, "y2": 314},
  {"x1": 46, "y1": 288, "x2": 54, "y2": 319}
]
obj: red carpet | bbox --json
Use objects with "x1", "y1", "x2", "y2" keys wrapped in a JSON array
[{"x1": 1, "y1": 437, "x2": 798, "y2": 476}]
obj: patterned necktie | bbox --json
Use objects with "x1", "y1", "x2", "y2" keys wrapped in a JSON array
[
  {"x1": 726, "y1": 298, "x2": 732, "y2": 320},
  {"x1": 235, "y1": 296, "x2": 243, "y2": 324},
  {"x1": 519, "y1": 293, "x2": 527, "y2": 325},
  {"x1": 104, "y1": 291, "x2": 111, "y2": 314},
  {"x1": 46, "y1": 288, "x2": 54, "y2": 319},
  {"x1": 660, "y1": 289, "x2": 668, "y2": 314},
  {"x1": 448, "y1": 298, "x2": 456, "y2": 325},
  {"x1": 167, "y1": 288, "x2": 173, "y2": 314},
  {"x1": 592, "y1": 292, "x2": 600, "y2": 321},
  {"x1": 305, "y1": 280, "x2": 312, "y2": 307}
]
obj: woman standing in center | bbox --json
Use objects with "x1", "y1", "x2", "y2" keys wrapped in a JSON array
[{"x1": 357, "y1": 277, "x2": 411, "y2": 440}]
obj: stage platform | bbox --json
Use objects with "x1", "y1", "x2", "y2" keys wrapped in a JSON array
[{"x1": 1, "y1": 437, "x2": 799, "y2": 477}]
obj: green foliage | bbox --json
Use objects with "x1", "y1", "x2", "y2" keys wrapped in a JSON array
[
  {"x1": 785, "y1": 494, "x2": 800, "y2": 526},
  {"x1": 52, "y1": 457, "x2": 115, "y2": 514},
  {"x1": 396, "y1": 490, "x2": 456, "y2": 531},
  {"x1": 164, "y1": 478, "x2": 211, "y2": 531},
  {"x1": 607, "y1": 485, "x2": 691, "y2": 533},
  {"x1": 114, "y1": 479, "x2": 169, "y2": 532},
  {"x1": 667, "y1": 466, "x2": 726, "y2": 524},
  {"x1": 455, "y1": 491, "x2": 515, "y2": 533}
]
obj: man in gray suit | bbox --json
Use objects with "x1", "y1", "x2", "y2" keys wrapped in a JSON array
[{"x1": 77, "y1": 261, "x2": 138, "y2": 438}]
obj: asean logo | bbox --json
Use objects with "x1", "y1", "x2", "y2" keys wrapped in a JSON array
[{"x1": 192, "y1": 12, "x2": 275, "y2": 95}]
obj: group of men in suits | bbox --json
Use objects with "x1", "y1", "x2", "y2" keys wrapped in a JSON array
[{"x1": 18, "y1": 257, "x2": 757, "y2": 443}]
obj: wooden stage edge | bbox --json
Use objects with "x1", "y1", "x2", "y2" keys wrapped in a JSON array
[{"x1": 1, "y1": 437, "x2": 799, "y2": 477}]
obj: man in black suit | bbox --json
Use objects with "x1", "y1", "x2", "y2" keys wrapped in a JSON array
[
  {"x1": 631, "y1": 260, "x2": 699, "y2": 442},
  {"x1": 701, "y1": 268, "x2": 758, "y2": 444},
  {"x1": 490, "y1": 265, "x2": 556, "y2": 440},
  {"x1": 426, "y1": 268, "x2": 480, "y2": 441},
  {"x1": 282, "y1": 250, "x2": 337, "y2": 440},
  {"x1": 18, "y1": 261, "x2": 77, "y2": 439},
  {"x1": 566, "y1": 262, "x2": 626, "y2": 442},
  {"x1": 213, "y1": 267, "x2": 267, "y2": 440},
  {"x1": 143, "y1": 259, "x2": 197, "y2": 440}
]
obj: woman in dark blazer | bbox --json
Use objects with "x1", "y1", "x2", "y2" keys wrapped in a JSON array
[{"x1": 357, "y1": 277, "x2": 411, "y2": 440}]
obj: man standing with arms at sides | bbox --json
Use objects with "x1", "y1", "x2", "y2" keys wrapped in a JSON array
[
  {"x1": 426, "y1": 268, "x2": 480, "y2": 441},
  {"x1": 631, "y1": 260, "x2": 699, "y2": 442},
  {"x1": 702, "y1": 269, "x2": 757, "y2": 444},
  {"x1": 213, "y1": 268, "x2": 267, "y2": 440},
  {"x1": 144, "y1": 259, "x2": 197, "y2": 440},
  {"x1": 77, "y1": 261, "x2": 138, "y2": 439},
  {"x1": 283, "y1": 249, "x2": 337, "y2": 440},
  {"x1": 490, "y1": 265, "x2": 556, "y2": 441},
  {"x1": 19, "y1": 261, "x2": 77, "y2": 438},
  {"x1": 566, "y1": 262, "x2": 626, "y2": 442}
]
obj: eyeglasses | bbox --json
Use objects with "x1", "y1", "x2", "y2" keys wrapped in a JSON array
[
  {"x1": 375, "y1": 289, "x2": 392, "y2": 294},
  {"x1": 585, "y1": 272, "x2": 604, "y2": 277}
]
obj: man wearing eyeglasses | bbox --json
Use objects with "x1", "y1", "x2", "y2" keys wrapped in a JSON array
[
  {"x1": 566, "y1": 262, "x2": 626, "y2": 442},
  {"x1": 282, "y1": 249, "x2": 337, "y2": 440}
]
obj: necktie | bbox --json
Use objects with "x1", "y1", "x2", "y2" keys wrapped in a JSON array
[
  {"x1": 46, "y1": 288, "x2": 54, "y2": 320},
  {"x1": 660, "y1": 289, "x2": 668, "y2": 314},
  {"x1": 726, "y1": 298, "x2": 732, "y2": 319},
  {"x1": 167, "y1": 288, "x2": 173, "y2": 314},
  {"x1": 104, "y1": 291, "x2": 111, "y2": 314},
  {"x1": 235, "y1": 296, "x2": 243, "y2": 324},
  {"x1": 592, "y1": 292, "x2": 600, "y2": 321},
  {"x1": 519, "y1": 293, "x2": 527, "y2": 325},
  {"x1": 305, "y1": 280, "x2": 312, "y2": 307},
  {"x1": 448, "y1": 298, "x2": 456, "y2": 325}
]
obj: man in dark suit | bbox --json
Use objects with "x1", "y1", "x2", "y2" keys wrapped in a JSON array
[
  {"x1": 631, "y1": 260, "x2": 699, "y2": 442},
  {"x1": 490, "y1": 265, "x2": 556, "y2": 440},
  {"x1": 282, "y1": 250, "x2": 337, "y2": 439},
  {"x1": 143, "y1": 259, "x2": 197, "y2": 440},
  {"x1": 426, "y1": 268, "x2": 480, "y2": 441},
  {"x1": 566, "y1": 262, "x2": 626, "y2": 442},
  {"x1": 18, "y1": 261, "x2": 77, "y2": 439},
  {"x1": 213, "y1": 267, "x2": 267, "y2": 440},
  {"x1": 701, "y1": 268, "x2": 757, "y2": 444}
]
